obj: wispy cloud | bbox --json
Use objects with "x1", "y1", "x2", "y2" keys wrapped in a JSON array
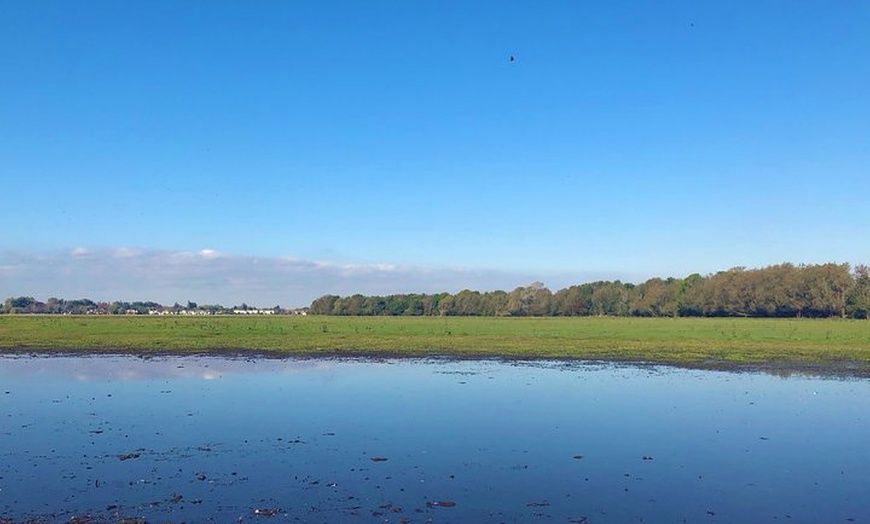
[{"x1": 0, "y1": 248, "x2": 623, "y2": 307}]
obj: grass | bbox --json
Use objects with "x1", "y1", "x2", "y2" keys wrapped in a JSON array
[{"x1": 1, "y1": 315, "x2": 869, "y2": 371}]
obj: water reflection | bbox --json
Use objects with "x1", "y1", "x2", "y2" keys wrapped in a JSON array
[
  {"x1": 1, "y1": 356, "x2": 868, "y2": 523},
  {"x1": 0, "y1": 354, "x2": 334, "y2": 382}
]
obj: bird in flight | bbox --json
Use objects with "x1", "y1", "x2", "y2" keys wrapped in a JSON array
[{"x1": 509, "y1": 55, "x2": 515, "y2": 62}]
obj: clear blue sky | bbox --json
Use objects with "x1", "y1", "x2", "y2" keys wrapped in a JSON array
[{"x1": 2, "y1": 1, "x2": 868, "y2": 306}]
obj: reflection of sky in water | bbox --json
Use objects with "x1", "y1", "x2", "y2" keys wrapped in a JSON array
[
  {"x1": 0, "y1": 354, "x2": 334, "y2": 382},
  {"x1": 1, "y1": 356, "x2": 868, "y2": 523}
]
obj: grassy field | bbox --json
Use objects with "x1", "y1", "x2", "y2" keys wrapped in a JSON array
[{"x1": 1, "y1": 315, "x2": 869, "y2": 370}]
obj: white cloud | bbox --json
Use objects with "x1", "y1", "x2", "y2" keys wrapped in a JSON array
[{"x1": 0, "y1": 247, "x2": 627, "y2": 307}]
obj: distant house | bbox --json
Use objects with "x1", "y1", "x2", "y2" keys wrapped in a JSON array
[{"x1": 232, "y1": 309, "x2": 274, "y2": 315}]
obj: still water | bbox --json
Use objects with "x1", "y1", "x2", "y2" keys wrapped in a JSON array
[{"x1": 1, "y1": 356, "x2": 868, "y2": 523}]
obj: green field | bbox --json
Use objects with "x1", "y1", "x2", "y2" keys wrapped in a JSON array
[{"x1": 1, "y1": 315, "x2": 869, "y2": 371}]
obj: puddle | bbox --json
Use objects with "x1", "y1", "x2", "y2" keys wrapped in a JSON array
[{"x1": 1, "y1": 355, "x2": 868, "y2": 522}]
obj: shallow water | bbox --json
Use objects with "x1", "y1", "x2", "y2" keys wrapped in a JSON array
[{"x1": 1, "y1": 356, "x2": 868, "y2": 523}]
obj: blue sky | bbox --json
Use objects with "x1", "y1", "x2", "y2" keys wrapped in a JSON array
[{"x1": 2, "y1": 1, "x2": 868, "y2": 306}]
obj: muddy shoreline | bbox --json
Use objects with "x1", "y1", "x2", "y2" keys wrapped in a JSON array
[{"x1": 2, "y1": 347, "x2": 869, "y2": 379}]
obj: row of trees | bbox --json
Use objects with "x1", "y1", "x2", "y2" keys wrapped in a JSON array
[
  {"x1": 5, "y1": 263, "x2": 868, "y2": 319},
  {"x1": 1, "y1": 297, "x2": 108, "y2": 315},
  {"x1": 310, "y1": 263, "x2": 870, "y2": 319},
  {"x1": 0, "y1": 297, "x2": 290, "y2": 315}
]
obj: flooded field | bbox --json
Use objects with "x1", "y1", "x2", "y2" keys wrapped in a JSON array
[{"x1": 1, "y1": 355, "x2": 868, "y2": 523}]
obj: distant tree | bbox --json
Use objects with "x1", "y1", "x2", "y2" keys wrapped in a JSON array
[
  {"x1": 553, "y1": 284, "x2": 594, "y2": 316},
  {"x1": 590, "y1": 282, "x2": 631, "y2": 316},
  {"x1": 403, "y1": 294, "x2": 425, "y2": 316},
  {"x1": 751, "y1": 264, "x2": 797, "y2": 317},
  {"x1": 197, "y1": 304, "x2": 220, "y2": 314},
  {"x1": 485, "y1": 290, "x2": 511, "y2": 316},
  {"x1": 437, "y1": 295, "x2": 456, "y2": 316},
  {"x1": 131, "y1": 301, "x2": 159, "y2": 314},
  {"x1": 65, "y1": 298, "x2": 98, "y2": 315},
  {"x1": 632, "y1": 277, "x2": 680, "y2": 317},
  {"x1": 348, "y1": 294, "x2": 370, "y2": 315},
  {"x1": 420, "y1": 294, "x2": 443, "y2": 316},
  {"x1": 108, "y1": 302, "x2": 128, "y2": 315},
  {"x1": 678, "y1": 273, "x2": 708, "y2": 316},
  {"x1": 454, "y1": 290, "x2": 483, "y2": 316},
  {"x1": 786, "y1": 263, "x2": 852, "y2": 318},
  {"x1": 798, "y1": 263, "x2": 853, "y2": 318},
  {"x1": 310, "y1": 295, "x2": 340, "y2": 315},
  {"x1": 505, "y1": 282, "x2": 552, "y2": 316},
  {"x1": 384, "y1": 294, "x2": 409, "y2": 316},
  {"x1": 46, "y1": 297, "x2": 62, "y2": 314},
  {"x1": 848, "y1": 264, "x2": 870, "y2": 319}
]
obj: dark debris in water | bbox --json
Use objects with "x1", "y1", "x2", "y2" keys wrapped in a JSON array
[{"x1": 425, "y1": 500, "x2": 456, "y2": 508}]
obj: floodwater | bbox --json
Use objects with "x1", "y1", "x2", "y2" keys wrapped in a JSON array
[{"x1": 1, "y1": 356, "x2": 868, "y2": 523}]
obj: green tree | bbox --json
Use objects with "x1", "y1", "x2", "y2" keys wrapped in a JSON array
[
  {"x1": 848, "y1": 264, "x2": 870, "y2": 318},
  {"x1": 678, "y1": 273, "x2": 708, "y2": 316},
  {"x1": 794, "y1": 263, "x2": 853, "y2": 317},
  {"x1": 554, "y1": 284, "x2": 594, "y2": 316},
  {"x1": 590, "y1": 282, "x2": 631, "y2": 316},
  {"x1": 437, "y1": 294, "x2": 456, "y2": 316},
  {"x1": 310, "y1": 295, "x2": 340, "y2": 315},
  {"x1": 506, "y1": 282, "x2": 551, "y2": 316},
  {"x1": 632, "y1": 277, "x2": 680, "y2": 317}
]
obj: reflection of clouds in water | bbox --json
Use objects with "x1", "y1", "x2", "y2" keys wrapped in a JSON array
[{"x1": 0, "y1": 355, "x2": 335, "y2": 382}]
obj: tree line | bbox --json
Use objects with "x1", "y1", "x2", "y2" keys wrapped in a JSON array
[
  {"x1": 309, "y1": 263, "x2": 870, "y2": 319},
  {"x1": 0, "y1": 298, "x2": 296, "y2": 315},
  {"x1": 5, "y1": 262, "x2": 868, "y2": 319}
]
